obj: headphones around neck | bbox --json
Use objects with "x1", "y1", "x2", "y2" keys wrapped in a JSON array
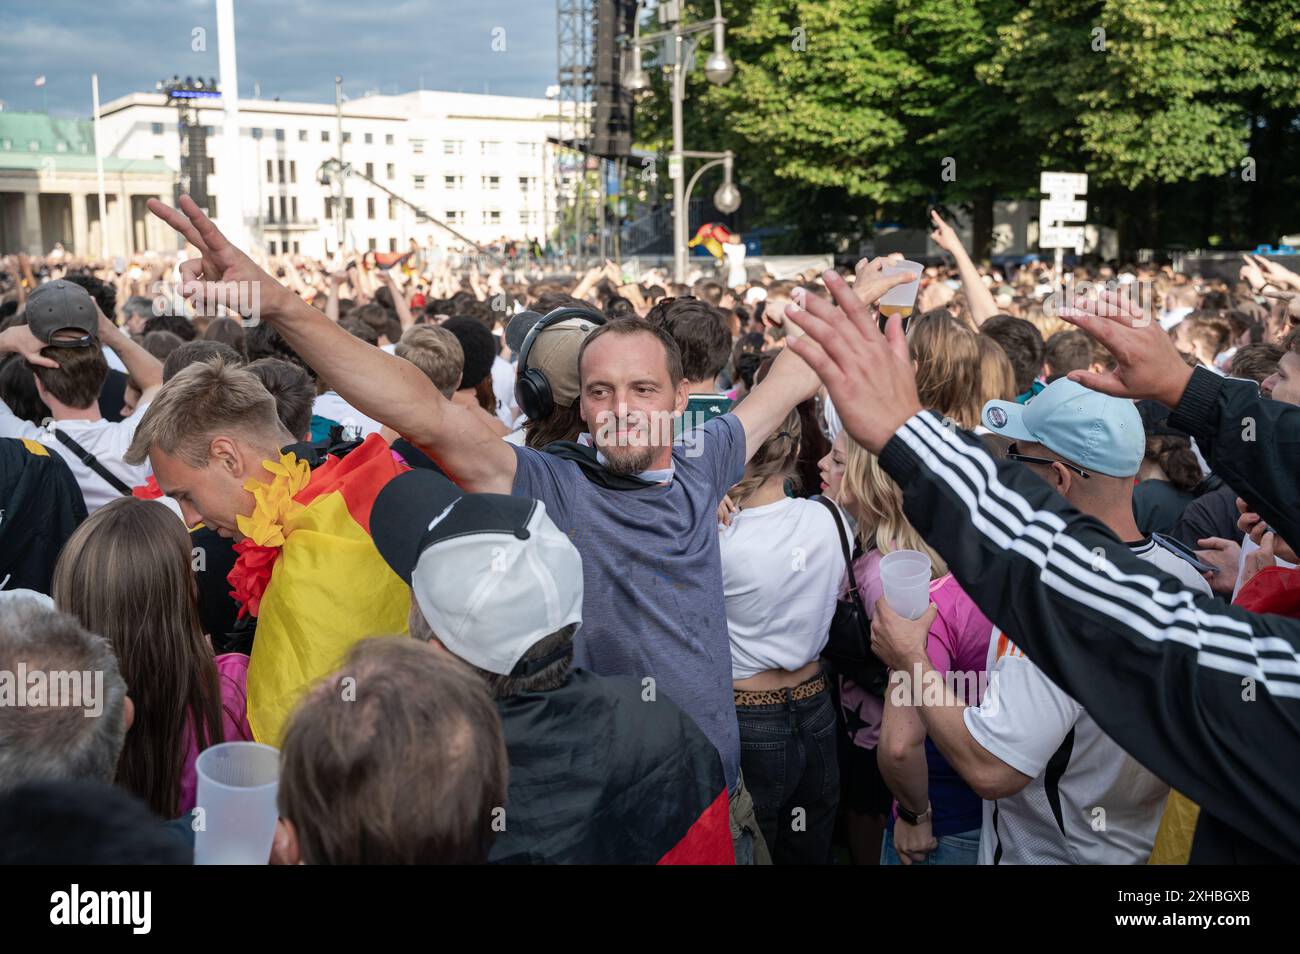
[{"x1": 514, "y1": 306, "x2": 606, "y2": 421}]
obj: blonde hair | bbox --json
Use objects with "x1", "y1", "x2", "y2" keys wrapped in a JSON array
[
  {"x1": 976, "y1": 334, "x2": 1017, "y2": 405},
  {"x1": 729, "y1": 407, "x2": 801, "y2": 507},
  {"x1": 909, "y1": 311, "x2": 982, "y2": 429},
  {"x1": 840, "y1": 434, "x2": 947, "y2": 578},
  {"x1": 124, "y1": 359, "x2": 290, "y2": 468},
  {"x1": 396, "y1": 324, "x2": 464, "y2": 399}
]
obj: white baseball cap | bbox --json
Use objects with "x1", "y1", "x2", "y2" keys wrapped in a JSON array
[{"x1": 371, "y1": 470, "x2": 584, "y2": 675}]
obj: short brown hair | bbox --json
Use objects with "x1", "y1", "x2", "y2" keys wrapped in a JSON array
[
  {"x1": 1228, "y1": 343, "x2": 1282, "y2": 383},
  {"x1": 1043, "y1": 330, "x2": 1092, "y2": 382},
  {"x1": 578, "y1": 316, "x2": 684, "y2": 386},
  {"x1": 647, "y1": 298, "x2": 731, "y2": 383},
  {"x1": 34, "y1": 344, "x2": 108, "y2": 409},
  {"x1": 278, "y1": 637, "x2": 508, "y2": 864},
  {"x1": 124, "y1": 359, "x2": 289, "y2": 467},
  {"x1": 980, "y1": 316, "x2": 1045, "y2": 395},
  {"x1": 396, "y1": 325, "x2": 464, "y2": 399},
  {"x1": 245, "y1": 358, "x2": 315, "y2": 440}
]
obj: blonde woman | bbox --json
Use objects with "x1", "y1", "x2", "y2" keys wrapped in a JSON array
[
  {"x1": 53, "y1": 497, "x2": 253, "y2": 818},
  {"x1": 822, "y1": 431, "x2": 991, "y2": 865},
  {"x1": 719, "y1": 407, "x2": 850, "y2": 864},
  {"x1": 908, "y1": 311, "x2": 983, "y2": 429}
]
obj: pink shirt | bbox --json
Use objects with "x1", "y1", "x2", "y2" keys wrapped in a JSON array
[
  {"x1": 178, "y1": 653, "x2": 254, "y2": 816},
  {"x1": 920, "y1": 574, "x2": 995, "y2": 702},
  {"x1": 838, "y1": 554, "x2": 993, "y2": 749}
]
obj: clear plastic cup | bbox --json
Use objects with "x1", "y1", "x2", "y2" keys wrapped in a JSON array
[
  {"x1": 193, "y1": 741, "x2": 281, "y2": 865},
  {"x1": 880, "y1": 549, "x2": 933, "y2": 620},
  {"x1": 878, "y1": 259, "x2": 923, "y2": 320}
]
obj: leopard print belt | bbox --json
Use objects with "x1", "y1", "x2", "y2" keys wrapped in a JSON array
[{"x1": 733, "y1": 673, "x2": 828, "y2": 707}]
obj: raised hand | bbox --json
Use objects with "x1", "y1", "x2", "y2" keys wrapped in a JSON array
[
  {"x1": 0, "y1": 323, "x2": 59, "y2": 369},
  {"x1": 1059, "y1": 288, "x2": 1193, "y2": 408},
  {"x1": 147, "y1": 195, "x2": 295, "y2": 321},
  {"x1": 1240, "y1": 255, "x2": 1268, "y2": 292},
  {"x1": 928, "y1": 209, "x2": 964, "y2": 257},
  {"x1": 782, "y1": 268, "x2": 920, "y2": 454},
  {"x1": 1251, "y1": 254, "x2": 1300, "y2": 291},
  {"x1": 1262, "y1": 288, "x2": 1300, "y2": 327}
]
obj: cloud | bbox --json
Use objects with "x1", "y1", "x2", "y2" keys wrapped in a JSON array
[{"x1": 0, "y1": 0, "x2": 557, "y2": 116}]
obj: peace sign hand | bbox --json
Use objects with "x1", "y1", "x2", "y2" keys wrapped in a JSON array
[{"x1": 147, "y1": 194, "x2": 295, "y2": 321}]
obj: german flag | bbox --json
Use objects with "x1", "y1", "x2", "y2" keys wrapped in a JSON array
[{"x1": 231, "y1": 434, "x2": 411, "y2": 744}]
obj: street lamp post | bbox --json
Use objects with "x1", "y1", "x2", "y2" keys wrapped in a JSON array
[{"x1": 625, "y1": 1, "x2": 738, "y2": 284}]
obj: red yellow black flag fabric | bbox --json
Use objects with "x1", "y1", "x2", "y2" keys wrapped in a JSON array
[{"x1": 229, "y1": 434, "x2": 411, "y2": 744}]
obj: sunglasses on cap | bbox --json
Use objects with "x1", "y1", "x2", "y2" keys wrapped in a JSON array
[{"x1": 1006, "y1": 442, "x2": 1091, "y2": 479}]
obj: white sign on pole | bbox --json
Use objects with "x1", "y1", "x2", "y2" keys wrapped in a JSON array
[
  {"x1": 1038, "y1": 199, "x2": 1088, "y2": 223},
  {"x1": 1039, "y1": 170, "x2": 1088, "y2": 251},
  {"x1": 1040, "y1": 225, "x2": 1085, "y2": 250},
  {"x1": 667, "y1": 155, "x2": 683, "y2": 180},
  {"x1": 1040, "y1": 172, "x2": 1088, "y2": 196}
]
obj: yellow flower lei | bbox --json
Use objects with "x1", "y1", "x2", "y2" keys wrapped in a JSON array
[{"x1": 235, "y1": 451, "x2": 312, "y2": 548}]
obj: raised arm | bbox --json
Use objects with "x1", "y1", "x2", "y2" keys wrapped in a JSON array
[
  {"x1": 147, "y1": 196, "x2": 515, "y2": 493},
  {"x1": 928, "y1": 210, "x2": 999, "y2": 326},
  {"x1": 380, "y1": 268, "x2": 415, "y2": 331},
  {"x1": 97, "y1": 306, "x2": 163, "y2": 400}
]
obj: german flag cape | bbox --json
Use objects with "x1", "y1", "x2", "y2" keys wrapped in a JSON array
[{"x1": 230, "y1": 434, "x2": 411, "y2": 744}]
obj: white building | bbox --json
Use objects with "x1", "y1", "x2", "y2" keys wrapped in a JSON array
[{"x1": 97, "y1": 89, "x2": 560, "y2": 258}]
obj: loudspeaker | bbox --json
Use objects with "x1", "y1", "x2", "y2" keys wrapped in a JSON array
[{"x1": 590, "y1": 0, "x2": 638, "y2": 158}]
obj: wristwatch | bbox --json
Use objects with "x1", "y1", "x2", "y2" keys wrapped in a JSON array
[{"x1": 897, "y1": 802, "x2": 932, "y2": 826}]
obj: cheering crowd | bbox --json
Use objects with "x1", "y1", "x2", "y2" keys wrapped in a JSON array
[{"x1": 1, "y1": 197, "x2": 1299, "y2": 865}]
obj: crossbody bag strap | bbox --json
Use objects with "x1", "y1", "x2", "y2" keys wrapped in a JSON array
[
  {"x1": 51, "y1": 428, "x2": 133, "y2": 496},
  {"x1": 815, "y1": 495, "x2": 868, "y2": 616}
]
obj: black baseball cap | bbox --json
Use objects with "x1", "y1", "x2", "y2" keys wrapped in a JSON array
[
  {"x1": 504, "y1": 310, "x2": 543, "y2": 354},
  {"x1": 25, "y1": 281, "x2": 99, "y2": 348}
]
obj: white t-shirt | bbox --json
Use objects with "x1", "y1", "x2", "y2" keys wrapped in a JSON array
[
  {"x1": 723, "y1": 242, "x2": 747, "y2": 289},
  {"x1": 312, "y1": 391, "x2": 383, "y2": 440},
  {"x1": 0, "y1": 399, "x2": 152, "y2": 513},
  {"x1": 719, "y1": 496, "x2": 853, "y2": 680},
  {"x1": 491, "y1": 354, "x2": 516, "y2": 427},
  {"x1": 964, "y1": 537, "x2": 1211, "y2": 865}
]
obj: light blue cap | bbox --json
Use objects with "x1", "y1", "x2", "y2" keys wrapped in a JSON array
[{"x1": 981, "y1": 378, "x2": 1144, "y2": 477}]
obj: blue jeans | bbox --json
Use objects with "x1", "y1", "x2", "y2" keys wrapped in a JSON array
[
  {"x1": 881, "y1": 825, "x2": 980, "y2": 865},
  {"x1": 735, "y1": 682, "x2": 840, "y2": 865}
]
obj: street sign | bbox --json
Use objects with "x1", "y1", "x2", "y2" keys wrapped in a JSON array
[
  {"x1": 1039, "y1": 199, "x2": 1088, "y2": 223},
  {"x1": 1040, "y1": 172, "x2": 1088, "y2": 196},
  {"x1": 667, "y1": 155, "x2": 682, "y2": 180},
  {"x1": 1040, "y1": 225, "x2": 1085, "y2": 250}
]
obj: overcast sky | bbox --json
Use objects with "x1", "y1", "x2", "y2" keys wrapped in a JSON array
[{"x1": 0, "y1": 0, "x2": 558, "y2": 117}]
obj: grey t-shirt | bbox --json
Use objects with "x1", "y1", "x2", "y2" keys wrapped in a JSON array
[{"x1": 512, "y1": 413, "x2": 746, "y2": 791}]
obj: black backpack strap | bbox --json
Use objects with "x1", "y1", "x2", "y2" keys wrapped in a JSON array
[
  {"x1": 51, "y1": 429, "x2": 133, "y2": 496},
  {"x1": 815, "y1": 495, "x2": 868, "y2": 617}
]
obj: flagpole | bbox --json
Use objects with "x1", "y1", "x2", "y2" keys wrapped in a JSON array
[{"x1": 91, "y1": 74, "x2": 110, "y2": 260}]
